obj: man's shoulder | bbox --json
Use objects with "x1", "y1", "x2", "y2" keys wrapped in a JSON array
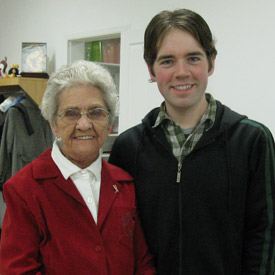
[
  {"x1": 117, "y1": 123, "x2": 144, "y2": 141},
  {"x1": 240, "y1": 118, "x2": 271, "y2": 131},
  {"x1": 217, "y1": 101, "x2": 274, "y2": 143},
  {"x1": 109, "y1": 108, "x2": 160, "y2": 172},
  {"x1": 239, "y1": 118, "x2": 274, "y2": 142},
  {"x1": 103, "y1": 160, "x2": 134, "y2": 182},
  {"x1": 116, "y1": 107, "x2": 160, "y2": 142}
]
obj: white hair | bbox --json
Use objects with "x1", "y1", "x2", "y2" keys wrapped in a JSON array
[{"x1": 40, "y1": 60, "x2": 118, "y2": 125}]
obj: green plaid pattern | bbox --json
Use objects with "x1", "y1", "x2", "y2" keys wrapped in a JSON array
[{"x1": 153, "y1": 93, "x2": 217, "y2": 162}]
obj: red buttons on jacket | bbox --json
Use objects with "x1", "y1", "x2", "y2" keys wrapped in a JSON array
[{"x1": 95, "y1": 245, "x2": 102, "y2": 253}]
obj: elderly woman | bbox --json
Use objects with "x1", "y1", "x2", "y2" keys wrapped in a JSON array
[{"x1": 0, "y1": 61, "x2": 156, "y2": 274}]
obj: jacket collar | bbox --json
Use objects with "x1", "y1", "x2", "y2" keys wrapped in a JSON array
[
  {"x1": 141, "y1": 100, "x2": 248, "y2": 154},
  {"x1": 32, "y1": 149, "x2": 133, "y2": 230},
  {"x1": 51, "y1": 140, "x2": 102, "y2": 181},
  {"x1": 142, "y1": 100, "x2": 247, "y2": 136}
]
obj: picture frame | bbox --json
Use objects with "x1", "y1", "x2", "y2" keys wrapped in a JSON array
[{"x1": 21, "y1": 42, "x2": 47, "y2": 73}]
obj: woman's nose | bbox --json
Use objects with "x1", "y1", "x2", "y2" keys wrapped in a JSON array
[{"x1": 75, "y1": 114, "x2": 92, "y2": 130}]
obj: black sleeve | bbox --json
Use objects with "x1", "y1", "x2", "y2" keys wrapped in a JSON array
[{"x1": 241, "y1": 120, "x2": 275, "y2": 274}]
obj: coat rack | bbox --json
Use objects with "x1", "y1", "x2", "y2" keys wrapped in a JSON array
[{"x1": 0, "y1": 77, "x2": 47, "y2": 106}]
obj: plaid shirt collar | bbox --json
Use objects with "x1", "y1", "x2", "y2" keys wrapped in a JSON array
[{"x1": 153, "y1": 93, "x2": 217, "y2": 161}]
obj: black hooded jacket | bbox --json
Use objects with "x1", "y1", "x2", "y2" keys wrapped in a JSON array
[{"x1": 109, "y1": 100, "x2": 275, "y2": 275}]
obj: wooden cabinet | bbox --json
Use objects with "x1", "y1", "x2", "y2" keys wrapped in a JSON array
[{"x1": 0, "y1": 77, "x2": 47, "y2": 106}]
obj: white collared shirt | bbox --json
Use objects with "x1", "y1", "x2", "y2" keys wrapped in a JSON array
[{"x1": 51, "y1": 140, "x2": 102, "y2": 223}]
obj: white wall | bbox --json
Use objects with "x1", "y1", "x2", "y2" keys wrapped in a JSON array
[{"x1": 0, "y1": 0, "x2": 274, "y2": 135}]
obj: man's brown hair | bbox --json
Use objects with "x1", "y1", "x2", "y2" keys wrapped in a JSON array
[{"x1": 144, "y1": 9, "x2": 217, "y2": 75}]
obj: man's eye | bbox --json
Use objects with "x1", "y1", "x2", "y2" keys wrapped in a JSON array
[
  {"x1": 189, "y1": 56, "x2": 200, "y2": 62},
  {"x1": 160, "y1": 60, "x2": 173, "y2": 65}
]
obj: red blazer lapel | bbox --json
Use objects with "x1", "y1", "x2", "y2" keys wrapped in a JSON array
[
  {"x1": 52, "y1": 175, "x2": 87, "y2": 206},
  {"x1": 33, "y1": 148, "x2": 87, "y2": 207},
  {"x1": 97, "y1": 162, "x2": 120, "y2": 230}
]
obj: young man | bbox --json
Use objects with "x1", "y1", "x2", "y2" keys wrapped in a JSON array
[{"x1": 109, "y1": 9, "x2": 275, "y2": 275}]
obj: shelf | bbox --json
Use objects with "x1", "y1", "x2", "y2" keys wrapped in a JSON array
[
  {"x1": 91, "y1": 61, "x2": 119, "y2": 67},
  {"x1": 0, "y1": 77, "x2": 47, "y2": 106},
  {"x1": 68, "y1": 32, "x2": 121, "y2": 157}
]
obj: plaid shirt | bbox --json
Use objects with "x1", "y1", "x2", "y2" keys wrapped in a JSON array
[{"x1": 153, "y1": 93, "x2": 216, "y2": 162}]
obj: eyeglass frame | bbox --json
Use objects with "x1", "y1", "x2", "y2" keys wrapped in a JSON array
[{"x1": 57, "y1": 107, "x2": 110, "y2": 125}]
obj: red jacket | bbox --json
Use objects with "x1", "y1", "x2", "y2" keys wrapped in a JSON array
[{"x1": 0, "y1": 149, "x2": 156, "y2": 275}]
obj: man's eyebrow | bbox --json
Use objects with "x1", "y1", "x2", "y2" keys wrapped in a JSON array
[
  {"x1": 156, "y1": 55, "x2": 174, "y2": 62},
  {"x1": 186, "y1": 51, "x2": 204, "y2": 57},
  {"x1": 156, "y1": 51, "x2": 205, "y2": 62}
]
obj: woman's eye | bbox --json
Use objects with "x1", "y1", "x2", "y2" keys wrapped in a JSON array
[
  {"x1": 65, "y1": 110, "x2": 79, "y2": 118},
  {"x1": 90, "y1": 110, "x2": 101, "y2": 118},
  {"x1": 88, "y1": 109, "x2": 109, "y2": 121}
]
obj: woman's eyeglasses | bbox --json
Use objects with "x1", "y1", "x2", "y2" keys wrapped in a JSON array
[{"x1": 57, "y1": 108, "x2": 110, "y2": 124}]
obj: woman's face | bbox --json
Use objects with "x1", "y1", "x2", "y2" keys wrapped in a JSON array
[{"x1": 50, "y1": 85, "x2": 110, "y2": 168}]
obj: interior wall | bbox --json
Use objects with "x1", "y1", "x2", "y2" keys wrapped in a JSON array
[{"x1": 0, "y1": 0, "x2": 274, "y2": 135}]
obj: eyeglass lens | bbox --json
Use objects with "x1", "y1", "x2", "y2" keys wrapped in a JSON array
[{"x1": 62, "y1": 108, "x2": 109, "y2": 123}]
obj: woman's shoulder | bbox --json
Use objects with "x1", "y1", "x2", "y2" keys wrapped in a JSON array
[{"x1": 4, "y1": 148, "x2": 57, "y2": 191}]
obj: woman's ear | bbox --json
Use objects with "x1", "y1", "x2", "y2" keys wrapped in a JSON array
[{"x1": 50, "y1": 122, "x2": 58, "y2": 138}]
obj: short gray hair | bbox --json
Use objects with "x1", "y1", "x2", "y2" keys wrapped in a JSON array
[{"x1": 40, "y1": 60, "x2": 118, "y2": 125}]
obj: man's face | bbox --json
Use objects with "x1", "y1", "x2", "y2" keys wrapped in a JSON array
[{"x1": 149, "y1": 28, "x2": 215, "y2": 119}]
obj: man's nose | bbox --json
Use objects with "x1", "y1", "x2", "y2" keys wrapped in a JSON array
[{"x1": 174, "y1": 61, "x2": 190, "y2": 78}]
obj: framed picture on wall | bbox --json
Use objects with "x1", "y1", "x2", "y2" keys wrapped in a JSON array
[{"x1": 21, "y1": 42, "x2": 47, "y2": 73}]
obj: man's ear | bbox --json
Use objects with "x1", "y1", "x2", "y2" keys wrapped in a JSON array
[
  {"x1": 208, "y1": 56, "x2": 215, "y2": 76},
  {"x1": 147, "y1": 64, "x2": 156, "y2": 82}
]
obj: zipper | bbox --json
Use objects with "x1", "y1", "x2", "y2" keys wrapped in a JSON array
[
  {"x1": 176, "y1": 162, "x2": 182, "y2": 183},
  {"x1": 152, "y1": 132, "x2": 183, "y2": 184}
]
